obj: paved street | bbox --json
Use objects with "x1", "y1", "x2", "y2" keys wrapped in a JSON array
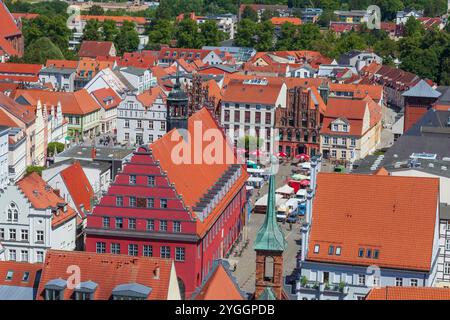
[{"x1": 227, "y1": 160, "x2": 302, "y2": 294}]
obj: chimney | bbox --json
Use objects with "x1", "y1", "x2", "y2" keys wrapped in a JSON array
[{"x1": 53, "y1": 189, "x2": 61, "y2": 197}]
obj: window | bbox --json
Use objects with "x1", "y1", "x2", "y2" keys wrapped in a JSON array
[
  {"x1": 36, "y1": 230, "x2": 44, "y2": 242},
  {"x1": 161, "y1": 121, "x2": 166, "y2": 131},
  {"x1": 7, "y1": 203, "x2": 18, "y2": 222},
  {"x1": 115, "y1": 217, "x2": 123, "y2": 229},
  {"x1": 358, "y1": 248, "x2": 364, "y2": 258},
  {"x1": 9, "y1": 229, "x2": 16, "y2": 241},
  {"x1": 129, "y1": 175, "x2": 136, "y2": 184},
  {"x1": 37, "y1": 251, "x2": 44, "y2": 263},
  {"x1": 102, "y1": 217, "x2": 110, "y2": 229},
  {"x1": 148, "y1": 134, "x2": 154, "y2": 143},
  {"x1": 324, "y1": 136, "x2": 329, "y2": 144},
  {"x1": 366, "y1": 249, "x2": 372, "y2": 258},
  {"x1": 160, "y1": 220, "x2": 168, "y2": 232},
  {"x1": 0, "y1": 228, "x2": 3, "y2": 240},
  {"x1": 331, "y1": 150, "x2": 337, "y2": 158},
  {"x1": 124, "y1": 133, "x2": 129, "y2": 141},
  {"x1": 111, "y1": 243, "x2": 120, "y2": 254},
  {"x1": 75, "y1": 291, "x2": 92, "y2": 300},
  {"x1": 128, "y1": 244, "x2": 138, "y2": 256},
  {"x1": 328, "y1": 245, "x2": 334, "y2": 255},
  {"x1": 410, "y1": 279, "x2": 418, "y2": 287},
  {"x1": 160, "y1": 199, "x2": 168, "y2": 208},
  {"x1": 173, "y1": 221, "x2": 181, "y2": 233},
  {"x1": 335, "y1": 246, "x2": 341, "y2": 255},
  {"x1": 9, "y1": 249, "x2": 16, "y2": 261},
  {"x1": 332, "y1": 124, "x2": 338, "y2": 131},
  {"x1": 149, "y1": 120, "x2": 154, "y2": 129},
  {"x1": 21, "y1": 250, "x2": 28, "y2": 262},
  {"x1": 128, "y1": 218, "x2": 136, "y2": 230},
  {"x1": 124, "y1": 120, "x2": 129, "y2": 128},
  {"x1": 314, "y1": 244, "x2": 320, "y2": 253},
  {"x1": 373, "y1": 276, "x2": 380, "y2": 287},
  {"x1": 358, "y1": 274, "x2": 366, "y2": 286},
  {"x1": 5, "y1": 270, "x2": 13, "y2": 281},
  {"x1": 265, "y1": 113, "x2": 271, "y2": 125},
  {"x1": 147, "y1": 176, "x2": 155, "y2": 186},
  {"x1": 96, "y1": 242, "x2": 106, "y2": 254},
  {"x1": 373, "y1": 249, "x2": 379, "y2": 259},
  {"x1": 224, "y1": 110, "x2": 230, "y2": 122},
  {"x1": 147, "y1": 220, "x2": 154, "y2": 231},
  {"x1": 445, "y1": 263, "x2": 450, "y2": 274},
  {"x1": 129, "y1": 196, "x2": 137, "y2": 207},
  {"x1": 137, "y1": 120, "x2": 142, "y2": 128},
  {"x1": 395, "y1": 277, "x2": 403, "y2": 287},
  {"x1": 116, "y1": 196, "x2": 123, "y2": 207},
  {"x1": 350, "y1": 138, "x2": 356, "y2": 146},
  {"x1": 234, "y1": 110, "x2": 240, "y2": 122},
  {"x1": 343, "y1": 124, "x2": 348, "y2": 132},
  {"x1": 446, "y1": 239, "x2": 450, "y2": 251},
  {"x1": 46, "y1": 289, "x2": 63, "y2": 300},
  {"x1": 175, "y1": 247, "x2": 185, "y2": 261},
  {"x1": 143, "y1": 245, "x2": 152, "y2": 257},
  {"x1": 244, "y1": 111, "x2": 250, "y2": 123},
  {"x1": 332, "y1": 137, "x2": 338, "y2": 145},
  {"x1": 160, "y1": 246, "x2": 170, "y2": 259},
  {"x1": 22, "y1": 272, "x2": 30, "y2": 282},
  {"x1": 147, "y1": 198, "x2": 154, "y2": 208}
]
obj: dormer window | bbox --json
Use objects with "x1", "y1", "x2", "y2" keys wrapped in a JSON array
[
  {"x1": 373, "y1": 249, "x2": 379, "y2": 259},
  {"x1": 112, "y1": 283, "x2": 152, "y2": 300},
  {"x1": 358, "y1": 248, "x2": 364, "y2": 257},
  {"x1": 336, "y1": 246, "x2": 341, "y2": 256},
  {"x1": 73, "y1": 281, "x2": 97, "y2": 300},
  {"x1": 328, "y1": 245, "x2": 334, "y2": 255},
  {"x1": 343, "y1": 124, "x2": 348, "y2": 132},
  {"x1": 314, "y1": 244, "x2": 320, "y2": 253},
  {"x1": 129, "y1": 175, "x2": 136, "y2": 184},
  {"x1": 44, "y1": 278, "x2": 67, "y2": 300},
  {"x1": 332, "y1": 124, "x2": 338, "y2": 131},
  {"x1": 5, "y1": 270, "x2": 13, "y2": 281}
]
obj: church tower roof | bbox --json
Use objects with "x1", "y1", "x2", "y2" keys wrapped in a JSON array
[{"x1": 253, "y1": 166, "x2": 286, "y2": 252}]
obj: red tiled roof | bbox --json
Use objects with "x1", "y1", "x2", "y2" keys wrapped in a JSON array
[
  {"x1": 0, "y1": 2, "x2": 21, "y2": 37},
  {"x1": 330, "y1": 22, "x2": 361, "y2": 33},
  {"x1": 0, "y1": 261, "x2": 42, "y2": 288},
  {"x1": 79, "y1": 41, "x2": 115, "y2": 58},
  {"x1": 0, "y1": 36, "x2": 19, "y2": 57},
  {"x1": 158, "y1": 47, "x2": 210, "y2": 61},
  {"x1": 0, "y1": 92, "x2": 36, "y2": 125},
  {"x1": 60, "y1": 162, "x2": 94, "y2": 215},
  {"x1": 308, "y1": 173, "x2": 439, "y2": 271},
  {"x1": 91, "y1": 87, "x2": 122, "y2": 110},
  {"x1": 151, "y1": 108, "x2": 248, "y2": 237},
  {"x1": 37, "y1": 250, "x2": 175, "y2": 300},
  {"x1": 0, "y1": 63, "x2": 42, "y2": 82},
  {"x1": 14, "y1": 89, "x2": 101, "y2": 115},
  {"x1": 118, "y1": 50, "x2": 158, "y2": 69},
  {"x1": 137, "y1": 86, "x2": 166, "y2": 108},
  {"x1": 270, "y1": 17, "x2": 302, "y2": 25},
  {"x1": 366, "y1": 287, "x2": 450, "y2": 300},
  {"x1": 16, "y1": 173, "x2": 77, "y2": 228},
  {"x1": 11, "y1": 12, "x2": 39, "y2": 20},
  {"x1": 0, "y1": 107, "x2": 20, "y2": 127},
  {"x1": 222, "y1": 78, "x2": 285, "y2": 105},
  {"x1": 193, "y1": 261, "x2": 245, "y2": 300},
  {"x1": 45, "y1": 59, "x2": 78, "y2": 69}
]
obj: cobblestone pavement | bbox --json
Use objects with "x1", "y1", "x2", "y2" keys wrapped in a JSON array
[{"x1": 227, "y1": 160, "x2": 302, "y2": 294}]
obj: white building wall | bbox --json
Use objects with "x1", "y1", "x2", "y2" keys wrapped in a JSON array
[{"x1": 0, "y1": 128, "x2": 9, "y2": 190}]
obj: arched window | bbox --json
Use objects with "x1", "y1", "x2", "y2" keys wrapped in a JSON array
[
  {"x1": 7, "y1": 203, "x2": 18, "y2": 222},
  {"x1": 264, "y1": 256, "x2": 274, "y2": 282}
]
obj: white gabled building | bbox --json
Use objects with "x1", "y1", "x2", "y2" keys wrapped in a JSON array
[
  {"x1": 0, "y1": 173, "x2": 77, "y2": 263},
  {"x1": 117, "y1": 86, "x2": 167, "y2": 146}
]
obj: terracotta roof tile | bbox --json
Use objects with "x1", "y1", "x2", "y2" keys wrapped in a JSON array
[
  {"x1": 270, "y1": 17, "x2": 302, "y2": 25},
  {"x1": 16, "y1": 173, "x2": 77, "y2": 228},
  {"x1": 91, "y1": 87, "x2": 122, "y2": 110},
  {"x1": 0, "y1": 2, "x2": 21, "y2": 37},
  {"x1": 137, "y1": 86, "x2": 166, "y2": 108},
  {"x1": 0, "y1": 92, "x2": 36, "y2": 125},
  {"x1": 79, "y1": 41, "x2": 115, "y2": 58},
  {"x1": 0, "y1": 261, "x2": 42, "y2": 288},
  {"x1": 308, "y1": 173, "x2": 439, "y2": 271},
  {"x1": 60, "y1": 162, "x2": 94, "y2": 214},
  {"x1": 222, "y1": 78, "x2": 285, "y2": 105},
  {"x1": 37, "y1": 250, "x2": 174, "y2": 300},
  {"x1": 366, "y1": 287, "x2": 450, "y2": 300}
]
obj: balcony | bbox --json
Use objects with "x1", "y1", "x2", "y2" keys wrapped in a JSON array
[{"x1": 297, "y1": 278, "x2": 349, "y2": 295}]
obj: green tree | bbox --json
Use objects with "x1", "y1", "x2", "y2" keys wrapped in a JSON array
[
  {"x1": 114, "y1": 21, "x2": 140, "y2": 54},
  {"x1": 175, "y1": 17, "x2": 202, "y2": 48},
  {"x1": 83, "y1": 19, "x2": 103, "y2": 41},
  {"x1": 22, "y1": 15, "x2": 71, "y2": 53},
  {"x1": 235, "y1": 19, "x2": 258, "y2": 48},
  {"x1": 147, "y1": 19, "x2": 175, "y2": 49},
  {"x1": 242, "y1": 5, "x2": 258, "y2": 21},
  {"x1": 317, "y1": 10, "x2": 337, "y2": 28},
  {"x1": 255, "y1": 20, "x2": 275, "y2": 51},
  {"x1": 403, "y1": 17, "x2": 424, "y2": 38},
  {"x1": 26, "y1": 166, "x2": 45, "y2": 176},
  {"x1": 199, "y1": 20, "x2": 226, "y2": 46},
  {"x1": 276, "y1": 22, "x2": 299, "y2": 50},
  {"x1": 23, "y1": 37, "x2": 64, "y2": 64},
  {"x1": 47, "y1": 142, "x2": 65, "y2": 156},
  {"x1": 401, "y1": 48, "x2": 440, "y2": 82},
  {"x1": 88, "y1": 4, "x2": 104, "y2": 16},
  {"x1": 102, "y1": 20, "x2": 119, "y2": 42}
]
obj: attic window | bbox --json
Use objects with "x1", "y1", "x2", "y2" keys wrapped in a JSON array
[
  {"x1": 22, "y1": 272, "x2": 30, "y2": 282},
  {"x1": 366, "y1": 249, "x2": 372, "y2": 258},
  {"x1": 335, "y1": 246, "x2": 341, "y2": 256},
  {"x1": 328, "y1": 245, "x2": 334, "y2": 255},
  {"x1": 313, "y1": 244, "x2": 320, "y2": 253},
  {"x1": 5, "y1": 270, "x2": 13, "y2": 281},
  {"x1": 373, "y1": 249, "x2": 379, "y2": 259},
  {"x1": 358, "y1": 248, "x2": 364, "y2": 258}
]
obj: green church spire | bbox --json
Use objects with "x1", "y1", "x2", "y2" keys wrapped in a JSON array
[{"x1": 253, "y1": 164, "x2": 287, "y2": 252}]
